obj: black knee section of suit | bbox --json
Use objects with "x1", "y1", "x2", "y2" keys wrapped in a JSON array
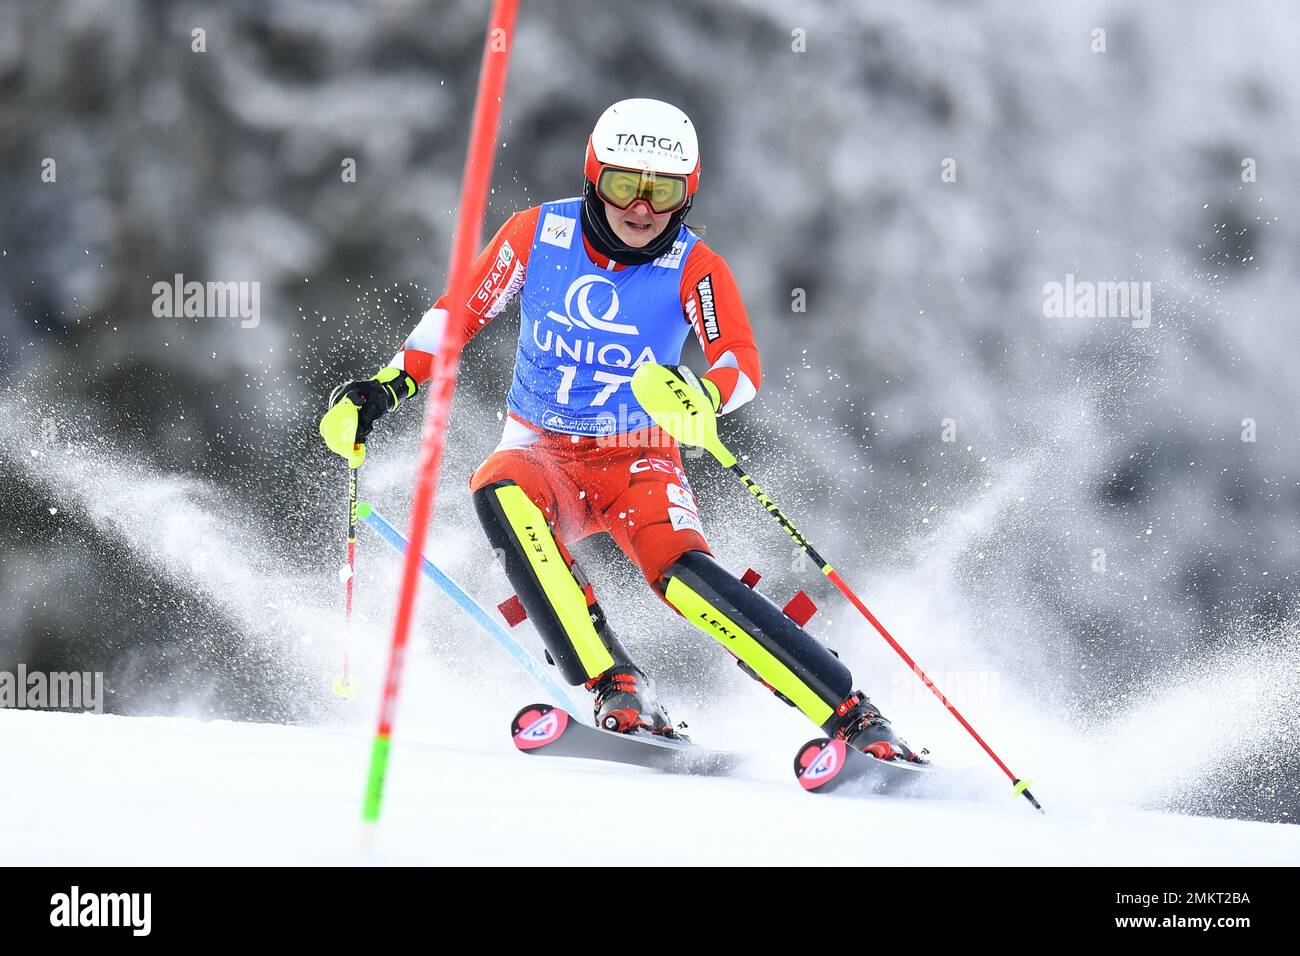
[
  {"x1": 472, "y1": 480, "x2": 631, "y2": 685},
  {"x1": 662, "y1": 550, "x2": 853, "y2": 706}
]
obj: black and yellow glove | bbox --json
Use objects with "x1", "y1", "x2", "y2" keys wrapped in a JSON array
[
  {"x1": 318, "y1": 367, "x2": 418, "y2": 468},
  {"x1": 664, "y1": 364, "x2": 722, "y2": 413}
]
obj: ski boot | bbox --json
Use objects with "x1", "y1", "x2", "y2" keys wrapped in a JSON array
[
  {"x1": 586, "y1": 665, "x2": 683, "y2": 739},
  {"x1": 825, "y1": 692, "x2": 925, "y2": 763}
]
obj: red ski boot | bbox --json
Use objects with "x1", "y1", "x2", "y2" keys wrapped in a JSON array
[
  {"x1": 824, "y1": 692, "x2": 925, "y2": 763},
  {"x1": 586, "y1": 665, "x2": 682, "y2": 739}
]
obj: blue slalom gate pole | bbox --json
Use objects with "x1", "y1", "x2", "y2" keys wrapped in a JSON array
[{"x1": 357, "y1": 503, "x2": 588, "y2": 722}]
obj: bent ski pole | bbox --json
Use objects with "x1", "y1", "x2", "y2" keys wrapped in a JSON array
[
  {"x1": 631, "y1": 364, "x2": 1043, "y2": 813},
  {"x1": 358, "y1": 504, "x2": 586, "y2": 721}
]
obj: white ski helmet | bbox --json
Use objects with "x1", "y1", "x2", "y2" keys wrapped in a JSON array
[{"x1": 584, "y1": 98, "x2": 701, "y2": 204}]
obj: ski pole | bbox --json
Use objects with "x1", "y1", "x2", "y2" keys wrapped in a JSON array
[
  {"x1": 728, "y1": 459, "x2": 1041, "y2": 811},
  {"x1": 357, "y1": 504, "x2": 586, "y2": 719},
  {"x1": 631, "y1": 365, "x2": 1043, "y2": 813},
  {"x1": 332, "y1": 458, "x2": 360, "y2": 698},
  {"x1": 363, "y1": 0, "x2": 519, "y2": 826}
]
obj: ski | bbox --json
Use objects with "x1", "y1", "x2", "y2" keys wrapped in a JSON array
[
  {"x1": 794, "y1": 737, "x2": 940, "y2": 796},
  {"x1": 511, "y1": 703, "x2": 743, "y2": 777}
]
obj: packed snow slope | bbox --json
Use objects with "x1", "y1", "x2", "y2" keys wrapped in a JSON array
[
  {"x1": 5, "y1": 419, "x2": 1299, "y2": 860},
  {"x1": 3, "y1": 709, "x2": 1296, "y2": 866}
]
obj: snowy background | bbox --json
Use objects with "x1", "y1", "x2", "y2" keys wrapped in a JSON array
[{"x1": 2, "y1": 0, "x2": 1299, "y2": 833}]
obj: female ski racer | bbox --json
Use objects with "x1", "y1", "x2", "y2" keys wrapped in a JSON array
[{"x1": 320, "y1": 98, "x2": 919, "y2": 761}]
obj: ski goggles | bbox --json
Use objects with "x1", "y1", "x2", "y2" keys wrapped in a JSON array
[{"x1": 593, "y1": 166, "x2": 690, "y2": 215}]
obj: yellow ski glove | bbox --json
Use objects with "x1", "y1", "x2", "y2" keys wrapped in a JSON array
[
  {"x1": 630, "y1": 363, "x2": 728, "y2": 462},
  {"x1": 319, "y1": 367, "x2": 417, "y2": 468}
]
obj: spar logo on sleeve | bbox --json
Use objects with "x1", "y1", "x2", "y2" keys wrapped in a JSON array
[{"x1": 471, "y1": 240, "x2": 523, "y2": 317}]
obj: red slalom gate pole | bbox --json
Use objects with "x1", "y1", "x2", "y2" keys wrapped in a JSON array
[{"x1": 362, "y1": 0, "x2": 520, "y2": 824}]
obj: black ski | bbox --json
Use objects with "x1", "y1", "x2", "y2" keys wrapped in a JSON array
[
  {"x1": 511, "y1": 703, "x2": 742, "y2": 777},
  {"x1": 794, "y1": 737, "x2": 940, "y2": 796}
]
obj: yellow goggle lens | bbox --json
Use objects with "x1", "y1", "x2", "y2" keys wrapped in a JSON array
[{"x1": 596, "y1": 167, "x2": 688, "y2": 214}]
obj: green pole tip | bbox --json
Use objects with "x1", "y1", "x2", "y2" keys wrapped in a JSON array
[
  {"x1": 355, "y1": 501, "x2": 372, "y2": 520},
  {"x1": 362, "y1": 733, "x2": 391, "y2": 822}
]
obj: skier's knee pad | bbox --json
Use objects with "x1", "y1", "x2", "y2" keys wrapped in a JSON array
[
  {"x1": 661, "y1": 550, "x2": 852, "y2": 726},
  {"x1": 473, "y1": 480, "x2": 626, "y2": 684}
]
